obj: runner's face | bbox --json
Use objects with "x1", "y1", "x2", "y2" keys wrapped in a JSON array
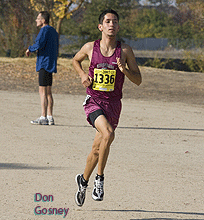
[
  {"x1": 36, "y1": 14, "x2": 44, "y2": 27},
  {"x1": 99, "y1": 13, "x2": 119, "y2": 37}
]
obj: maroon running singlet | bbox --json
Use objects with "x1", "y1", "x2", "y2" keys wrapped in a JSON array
[
  {"x1": 84, "y1": 39, "x2": 125, "y2": 129},
  {"x1": 87, "y1": 39, "x2": 125, "y2": 101}
]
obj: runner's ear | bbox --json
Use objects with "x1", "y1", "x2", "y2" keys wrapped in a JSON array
[{"x1": 98, "y1": 24, "x2": 103, "y2": 32}]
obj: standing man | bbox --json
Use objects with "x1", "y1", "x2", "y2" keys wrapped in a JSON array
[
  {"x1": 72, "y1": 9, "x2": 142, "y2": 206},
  {"x1": 26, "y1": 11, "x2": 59, "y2": 125}
]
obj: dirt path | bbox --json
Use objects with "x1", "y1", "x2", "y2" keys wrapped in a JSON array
[{"x1": 0, "y1": 58, "x2": 204, "y2": 219}]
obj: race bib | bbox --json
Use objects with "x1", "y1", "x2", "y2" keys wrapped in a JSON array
[{"x1": 92, "y1": 68, "x2": 116, "y2": 91}]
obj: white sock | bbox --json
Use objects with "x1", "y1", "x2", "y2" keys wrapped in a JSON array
[
  {"x1": 47, "y1": 115, "x2": 53, "y2": 120},
  {"x1": 40, "y1": 116, "x2": 46, "y2": 120}
]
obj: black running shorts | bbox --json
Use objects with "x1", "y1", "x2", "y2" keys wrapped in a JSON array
[
  {"x1": 38, "y1": 68, "x2": 53, "y2": 86},
  {"x1": 89, "y1": 109, "x2": 105, "y2": 128}
]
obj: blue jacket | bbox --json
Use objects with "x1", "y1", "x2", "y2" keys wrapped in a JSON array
[{"x1": 29, "y1": 25, "x2": 59, "y2": 73}]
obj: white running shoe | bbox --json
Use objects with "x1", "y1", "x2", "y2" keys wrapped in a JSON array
[
  {"x1": 48, "y1": 117, "x2": 55, "y2": 125},
  {"x1": 30, "y1": 117, "x2": 48, "y2": 125},
  {"x1": 92, "y1": 174, "x2": 104, "y2": 201}
]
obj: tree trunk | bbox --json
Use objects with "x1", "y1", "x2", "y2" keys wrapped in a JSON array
[{"x1": 56, "y1": 17, "x2": 63, "y2": 35}]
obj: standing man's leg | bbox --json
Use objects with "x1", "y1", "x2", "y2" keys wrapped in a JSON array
[
  {"x1": 30, "y1": 85, "x2": 48, "y2": 125},
  {"x1": 47, "y1": 86, "x2": 53, "y2": 116},
  {"x1": 46, "y1": 86, "x2": 55, "y2": 125},
  {"x1": 31, "y1": 69, "x2": 53, "y2": 125},
  {"x1": 39, "y1": 86, "x2": 48, "y2": 117}
]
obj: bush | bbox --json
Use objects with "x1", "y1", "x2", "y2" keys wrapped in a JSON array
[{"x1": 183, "y1": 51, "x2": 204, "y2": 72}]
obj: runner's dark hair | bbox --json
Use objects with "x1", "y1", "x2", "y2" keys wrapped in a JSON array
[{"x1": 99, "y1": 9, "x2": 119, "y2": 24}]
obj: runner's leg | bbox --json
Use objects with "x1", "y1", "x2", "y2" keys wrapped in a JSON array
[
  {"x1": 83, "y1": 115, "x2": 114, "y2": 180},
  {"x1": 83, "y1": 131, "x2": 102, "y2": 181},
  {"x1": 95, "y1": 115, "x2": 115, "y2": 176}
]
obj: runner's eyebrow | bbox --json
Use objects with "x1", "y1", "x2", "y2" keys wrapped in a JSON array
[{"x1": 105, "y1": 19, "x2": 118, "y2": 22}]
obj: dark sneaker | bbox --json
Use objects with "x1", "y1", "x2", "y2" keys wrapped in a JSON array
[
  {"x1": 92, "y1": 174, "x2": 104, "y2": 201},
  {"x1": 75, "y1": 174, "x2": 88, "y2": 206},
  {"x1": 30, "y1": 117, "x2": 48, "y2": 125},
  {"x1": 48, "y1": 117, "x2": 55, "y2": 125}
]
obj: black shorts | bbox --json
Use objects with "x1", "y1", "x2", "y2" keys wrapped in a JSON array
[
  {"x1": 89, "y1": 109, "x2": 105, "y2": 128},
  {"x1": 38, "y1": 68, "x2": 53, "y2": 86}
]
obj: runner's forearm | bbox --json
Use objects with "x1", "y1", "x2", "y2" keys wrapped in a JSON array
[{"x1": 123, "y1": 68, "x2": 142, "y2": 86}]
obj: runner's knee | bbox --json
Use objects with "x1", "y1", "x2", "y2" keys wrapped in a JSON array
[{"x1": 102, "y1": 129, "x2": 115, "y2": 143}]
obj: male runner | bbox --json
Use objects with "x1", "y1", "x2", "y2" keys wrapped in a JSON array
[{"x1": 72, "y1": 9, "x2": 142, "y2": 206}]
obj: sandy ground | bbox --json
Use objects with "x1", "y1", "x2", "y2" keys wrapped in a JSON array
[
  {"x1": 0, "y1": 58, "x2": 204, "y2": 219},
  {"x1": 0, "y1": 89, "x2": 204, "y2": 220}
]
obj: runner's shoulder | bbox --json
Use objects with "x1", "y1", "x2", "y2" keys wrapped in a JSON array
[
  {"x1": 82, "y1": 41, "x2": 95, "y2": 52},
  {"x1": 121, "y1": 42, "x2": 134, "y2": 59},
  {"x1": 121, "y1": 42, "x2": 132, "y2": 52}
]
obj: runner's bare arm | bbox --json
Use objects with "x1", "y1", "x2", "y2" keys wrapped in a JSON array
[
  {"x1": 72, "y1": 42, "x2": 94, "y2": 88},
  {"x1": 117, "y1": 44, "x2": 142, "y2": 86}
]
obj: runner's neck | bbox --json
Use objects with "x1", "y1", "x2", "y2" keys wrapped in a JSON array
[{"x1": 100, "y1": 39, "x2": 117, "y2": 57}]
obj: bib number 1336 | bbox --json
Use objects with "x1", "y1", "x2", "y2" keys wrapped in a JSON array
[{"x1": 92, "y1": 68, "x2": 116, "y2": 92}]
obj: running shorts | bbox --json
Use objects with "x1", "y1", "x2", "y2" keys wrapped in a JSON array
[
  {"x1": 38, "y1": 68, "x2": 53, "y2": 86},
  {"x1": 83, "y1": 95, "x2": 122, "y2": 130}
]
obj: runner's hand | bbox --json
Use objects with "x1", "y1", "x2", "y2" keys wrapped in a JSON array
[
  {"x1": 116, "y1": 57, "x2": 126, "y2": 73},
  {"x1": 81, "y1": 74, "x2": 93, "y2": 88}
]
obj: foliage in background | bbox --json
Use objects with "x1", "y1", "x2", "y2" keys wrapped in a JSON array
[
  {"x1": 141, "y1": 56, "x2": 204, "y2": 73},
  {"x1": 0, "y1": 0, "x2": 36, "y2": 57},
  {"x1": 0, "y1": 0, "x2": 203, "y2": 68},
  {"x1": 179, "y1": 0, "x2": 204, "y2": 41},
  {"x1": 30, "y1": 0, "x2": 85, "y2": 34},
  {"x1": 30, "y1": 0, "x2": 56, "y2": 26},
  {"x1": 170, "y1": 0, "x2": 204, "y2": 48},
  {"x1": 62, "y1": 0, "x2": 203, "y2": 49},
  {"x1": 0, "y1": 0, "x2": 85, "y2": 57},
  {"x1": 62, "y1": 0, "x2": 137, "y2": 46},
  {"x1": 183, "y1": 51, "x2": 204, "y2": 73},
  {"x1": 127, "y1": 8, "x2": 176, "y2": 38}
]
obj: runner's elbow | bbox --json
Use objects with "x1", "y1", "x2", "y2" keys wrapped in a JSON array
[
  {"x1": 136, "y1": 75, "x2": 142, "y2": 86},
  {"x1": 131, "y1": 73, "x2": 142, "y2": 86}
]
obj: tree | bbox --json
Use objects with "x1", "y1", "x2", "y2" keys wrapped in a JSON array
[
  {"x1": 0, "y1": 0, "x2": 36, "y2": 57},
  {"x1": 30, "y1": 0, "x2": 85, "y2": 34},
  {"x1": 128, "y1": 8, "x2": 176, "y2": 38},
  {"x1": 175, "y1": 0, "x2": 204, "y2": 45},
  {"x1": 62, "y1": 0, "x2": 135, "y2": 44},
  {"x1": 30, "y1": 0, "x2": 55, "y2": 26},
  {"x1": 54, "y1": 0, "x2": 85, "y2": 34}
]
